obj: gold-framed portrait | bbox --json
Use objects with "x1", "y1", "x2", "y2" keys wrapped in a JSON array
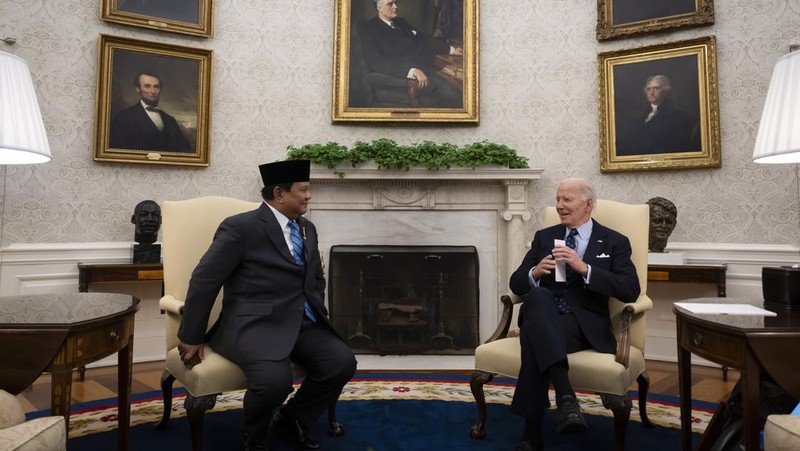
[
  {"x1": 599, "y1": 36, "x2": 720, "y2": 173},
  {"x1": 100, "y1": 0, "x2": 214, "y2": 38},
  {"x1": 331, "y1": 0, "x2": 479, "y2": 123},
  {"x1": 94, "y1": 35, "x2": 213, "y2": 167},
  {"x1": 596, "y1": 0, "x2": 714, "y2": 41}
]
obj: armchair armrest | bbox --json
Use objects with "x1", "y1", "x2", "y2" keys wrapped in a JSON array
[
  {"x1": 483, "y1": 294, "x2": 523, "y2": 343},
  {"x1": 160, "y1": 295, "x2": 185, "y2": 351},
  {"x1": 615, "y1": 294, "x2": 652, "y2": 368},
  {"x1": 160, "y1": 295, "x2": 185, "y2": 316}
]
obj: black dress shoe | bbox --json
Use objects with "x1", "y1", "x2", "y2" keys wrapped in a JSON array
[
  {"x1": 555, "y1": 394, "x2": 588, "y2": 434},
  {"x1": 515, "y1": 439, "x2": 541, "y2": 451},
  {"x1": 271, "y1": 407, "x2": 320, "y2": 450},
  {"x1": 243, "y1": 431, "x2": 270, "y2": 450}
]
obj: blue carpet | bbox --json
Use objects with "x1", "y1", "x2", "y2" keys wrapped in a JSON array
[{"x1": 61, "y1": 373, "x2": 706, "y2": 450}]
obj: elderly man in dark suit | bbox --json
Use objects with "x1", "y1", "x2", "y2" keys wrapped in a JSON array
[
  {"x1": 109, "y1": 71, "x2": 192, "y2": 153},
  {"x1": 509, "y1": 178, "x2": 640, "y2": 451},
  {"x1": 177, "y1": 160, "x2": 357, "y2": 451},
  {"x1": 359, "y1": 0, "x2": 463, "y2": 108}
]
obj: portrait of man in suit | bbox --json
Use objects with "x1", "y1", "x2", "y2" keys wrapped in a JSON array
[
  {"x1": 615, "y1": 74, "x2": 700, "y2": 156},
  {"x1": 109, "y1": 70, "x2": 193, "y2": 153},
  {"x1": 349, "y1": 0, "x2": 463, "y2": 108}
]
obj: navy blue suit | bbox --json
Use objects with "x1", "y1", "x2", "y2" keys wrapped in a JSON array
[{"x1": 509, "y1": 219, "x2": 640, "y2": 419}]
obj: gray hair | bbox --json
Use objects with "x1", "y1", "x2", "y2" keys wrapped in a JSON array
[
  {"x1": 560, "y1": 177, "x2": 596, "y2": 202},
  {"x1": 644, "y1": 74, "x2": 672, "y2": 94}
]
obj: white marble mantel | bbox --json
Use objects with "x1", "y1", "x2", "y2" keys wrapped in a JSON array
[{"x1": 306, "y1": 165, "x2": 544, "y2": 341}]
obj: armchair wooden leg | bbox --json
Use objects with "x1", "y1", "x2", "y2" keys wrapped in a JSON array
[
  {"x1": 327, "y1": 395, "x2": 345, "y2": 437},
  {"x1": 184, "y1": 393, "x2": 217, "y2": 451},
  {"x1": 469, "y1": 370, "x2": 494, "y2": 439},
  {"x1": 154, "y1": 370, "x2": 175, "y2": 430},
  {"x1": 600, "y1": 392, "x2": 632, "y2": 451},
  {"x1": 636, "y1": 371, "x2": 654, "y2": 428}
]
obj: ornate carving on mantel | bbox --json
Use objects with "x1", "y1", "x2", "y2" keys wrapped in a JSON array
[
  {"x1": 310, "y1": 166, "x2": 543, "y2": 214},
  {"x1": 373, "y1": 184, "x2": 435, "y2": 210}
]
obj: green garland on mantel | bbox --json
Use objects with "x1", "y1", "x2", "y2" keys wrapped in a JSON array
[{"x1": 286, "y1": 139, "x2": 529, "y2": 172}]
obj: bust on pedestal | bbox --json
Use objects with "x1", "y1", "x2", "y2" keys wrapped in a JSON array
[
  {"x1": 646, "y1": 197, "x2": 685, "y2": 264},
  {"x1": 131, "y1": 200, "x2": 161, "y2": 264}
]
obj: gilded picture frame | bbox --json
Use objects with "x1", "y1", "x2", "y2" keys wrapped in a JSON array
[
  {"x1": 100, "y1": 0, "x2": 214, "y2": 38},
  {"x1": 596, "y1": 0, "x2": 714, "y2": 41},
  {"x1": 331, "y1": 0, "x2": 479, "y2": 123},
  {"x1": 599, "y1": 36, "x2": 720, "y2": 173},
  {"x1": 94, "y1": 35, "x2": 213, "y2": 167}
]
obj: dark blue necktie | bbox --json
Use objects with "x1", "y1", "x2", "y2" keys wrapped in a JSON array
[
  {"x1": 556, "y1": 228, "x2": 579, "y2": 314},
  {"x1": 289, "y1": 220, "x2": 317, "y2": 322}
]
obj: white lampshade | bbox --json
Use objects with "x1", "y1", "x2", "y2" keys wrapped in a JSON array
[
  {"x1": 753, "y1": 49, "x2": 800, "y2": 164},
  {"x1": 0, "y1": 50, "x2": 51, "y2": 164}
]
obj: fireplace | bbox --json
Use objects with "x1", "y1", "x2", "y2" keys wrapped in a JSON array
[
  {"x1": 306, "y1": 165, "x2": 542, "y2": 345},
  {"x1": 328, "y1": 245, "x2": 479, "y2": 355}
]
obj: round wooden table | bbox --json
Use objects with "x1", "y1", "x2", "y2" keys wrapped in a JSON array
[{"x1": 0, "y1": 292, "x2": 140, "y2": 450}]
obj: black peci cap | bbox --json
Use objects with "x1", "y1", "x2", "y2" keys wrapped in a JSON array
[{"x1": 259, "y1": 160, "x2": 310, "y2": 186}]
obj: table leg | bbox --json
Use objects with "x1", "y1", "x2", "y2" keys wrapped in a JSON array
[
  {"x1": 50, "y1": 368, "x2": 73, "y2": 433},
  {"x1": 677, "y1": 337, "x2": 693, "y2": 450},
  {"x1": 117, "y1": 339, "x2": 134, "y2": 451},
  {"x1": 742, "y1": 354, "x2": 761, "y2": 450}
]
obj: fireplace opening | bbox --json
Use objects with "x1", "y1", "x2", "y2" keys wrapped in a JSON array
[{"x1": 328, "y1": 245, "x2": 479, "y2": 355}]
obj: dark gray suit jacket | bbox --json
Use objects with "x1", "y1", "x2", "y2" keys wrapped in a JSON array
[
  {"x1": 178, "y1": 203, "x2": 336, "y2": 363},
  {"x1": 509, "y1": 219, "x2": 640, "y2": 354}
]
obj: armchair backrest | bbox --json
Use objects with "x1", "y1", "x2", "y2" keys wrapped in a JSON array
[
  {"x1": 161, "y1": 196, "x2": 260, "y2": 349},
  {"x1": 543, "y1": 199, "x2": 650, "y2": 350}
]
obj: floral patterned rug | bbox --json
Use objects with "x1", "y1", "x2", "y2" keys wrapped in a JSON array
[{"x1": 66, "y1": 372, "x2": 714, "y2": 440}]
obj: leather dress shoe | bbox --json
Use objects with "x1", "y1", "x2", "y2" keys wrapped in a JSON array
[
  {"x1": 271, "y1": 408, "x2": 320, "y2": 450},
  {"x1": 243, "y1": 431, "x2": 270, "y2": 450},
  {"x1": 515, "y1": 439, "x2": 541, "y2": 451},
  {"x1": 555, "y1": 394, "x2": 587, "y2": 434},
  {"x1": 244, "y1": 438, "x2": 270, "y2": 451}
]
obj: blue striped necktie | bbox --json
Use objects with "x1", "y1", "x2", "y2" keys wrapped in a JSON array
[
  {"x1": 288, "y1": 220, "x2": 317, "y2": 323},
  {"x1": 557, "y1": 228, "x2": 580, "y2": 314}
]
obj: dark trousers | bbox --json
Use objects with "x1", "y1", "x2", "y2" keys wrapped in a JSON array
[
  {"x1": 418, "y1": 73, "x2": 463, "y2": 108},
  {"x1": 238, "y1": 319, "x2": 357, "y2": 444},
  {"x1": 511, "y1": 287, "x2": 591, "y2": 420}
]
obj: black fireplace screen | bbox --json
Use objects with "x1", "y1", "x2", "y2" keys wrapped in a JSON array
[{"x1": 328, "y1": 245, "x2": 479, "y2": 355}]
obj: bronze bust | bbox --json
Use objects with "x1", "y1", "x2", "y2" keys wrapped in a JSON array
[
  {"x1": 646, "y1": 197, "x2": 677, "y2": 253},
  {"x1": 131, "y1": 200, "x2": 161, "y2": 263}
]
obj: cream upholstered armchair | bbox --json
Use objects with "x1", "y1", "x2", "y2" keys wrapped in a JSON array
[
  {"x1": 0, "y1": 389, "x2": 65, "y2": 451},
  {"x1": 469, "y1": 200, "x2": 654, "y2": 451},
  {"x1": 154, "y1": 196, "x2": 343, "y2": 450}
]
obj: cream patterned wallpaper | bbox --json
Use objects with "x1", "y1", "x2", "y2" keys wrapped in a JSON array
[{"x1": 1, "y1": 0, "x2": 799, "y2": 248}]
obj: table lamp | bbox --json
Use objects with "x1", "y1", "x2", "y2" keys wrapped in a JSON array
[
  {"x1": 752, "y1": 45, "x2": 800, "y2": 311},
  {"x1": 0, "y1": 47, "x2": 52, "y2": 294},
  {"x1": 0, "y1": 50, "x2": 51, "y2": 164}
]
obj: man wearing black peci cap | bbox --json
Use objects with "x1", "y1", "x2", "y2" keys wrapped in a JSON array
[{"x1": 177, "y1": 160, "x2": 357, "y2": 450}]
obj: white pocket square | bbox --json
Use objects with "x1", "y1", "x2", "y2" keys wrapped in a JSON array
[{"x1": 596, "y1": 253, "x2": 610, "y2": 258}]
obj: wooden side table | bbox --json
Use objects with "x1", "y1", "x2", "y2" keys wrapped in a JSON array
[
  {"x1": 78, "y1": 262, "x2": 163, "y2": 293},
  {"x1": 648, "y1": 264, "x2": 727, "y2": 297},
  {"x1": 675, "y1": 298, "x2": 800, "y2": 451},
  {"x1": 0, "y1": 292, "x2": 140, "y2": 451}
]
